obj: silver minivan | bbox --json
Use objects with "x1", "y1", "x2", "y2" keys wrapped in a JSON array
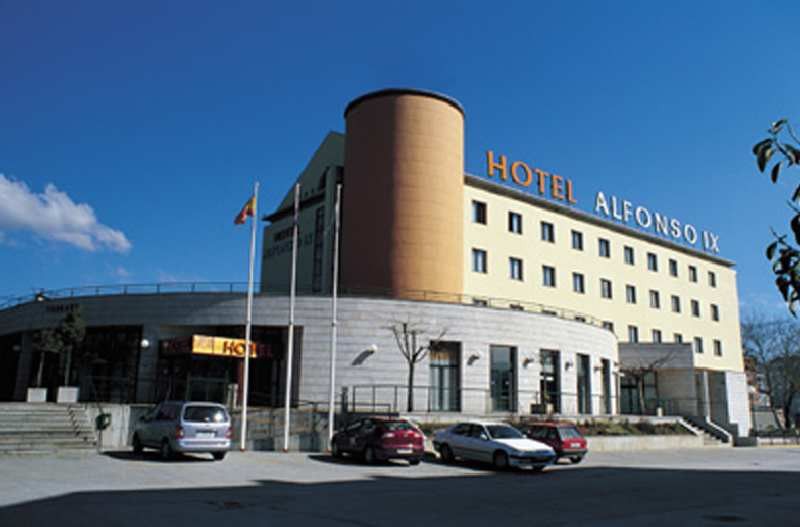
[{"x1": 132, "y1": 401, "x2": 231, "y2": 460}]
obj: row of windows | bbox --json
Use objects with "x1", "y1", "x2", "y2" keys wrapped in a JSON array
[
  {"x1": 472, "y1": 249, "x2": 721, "y2": 321},
  {"x1": 614, "y1": 324, "x2": 723, "y2": 356},
  {"x1": 472, "y1": 200, "x2": 718, "y2": 287}
]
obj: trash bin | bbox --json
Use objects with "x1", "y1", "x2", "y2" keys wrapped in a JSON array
[{"x1": 95, "y1": 413, "x2": 112, "y2": 431}]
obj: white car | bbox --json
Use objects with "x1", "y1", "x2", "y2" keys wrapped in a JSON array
[{"x1": 433, "y1": 422, "x2": 556, "y2": 471}]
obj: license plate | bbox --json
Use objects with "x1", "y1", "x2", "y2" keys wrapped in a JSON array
[
  {"x1": 397, "y1": 448, "x2": 413, "y2": 454},
  {"x1": 196, "y1": 432, "x2": 215, "y2": 439},
  {"x1": 571, "y1": 442, "x2": 581, "y2": 448}
]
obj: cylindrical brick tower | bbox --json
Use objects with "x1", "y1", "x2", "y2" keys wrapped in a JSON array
[{"x1": 340, "y1": 88, "x2": 465, "y2": 301}]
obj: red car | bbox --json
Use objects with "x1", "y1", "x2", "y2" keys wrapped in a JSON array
[
  {"x1": 331, "y1": 417, "x2": 425, "y2": 465},
  {"x1": 521, "y1": 422, "x2": 588, "y2": 464}
]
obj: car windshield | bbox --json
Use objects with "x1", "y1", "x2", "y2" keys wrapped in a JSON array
[
  {"x1": 486, "y1": 425, "x2": 523, "y2": 439},
  {"x1": 382, "y1": 422, "x2": 415, "y2": 431},
  {"x1": 183, "y1": 406, "x2": 228, "y2": 423},
  {"x1": 559, "y1": 426, "x2": 582, "y2": 439}
]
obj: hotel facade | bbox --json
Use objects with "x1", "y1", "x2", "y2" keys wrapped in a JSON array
[{"x1": 0, "y1": 88, "x2": 750, "y2": 437}]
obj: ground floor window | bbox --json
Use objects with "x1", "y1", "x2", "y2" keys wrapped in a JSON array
[{"x1": 429, "y1": 341, "x2": 460, "y2": 412}]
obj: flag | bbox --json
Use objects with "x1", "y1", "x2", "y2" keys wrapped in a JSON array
[{"x1": 234, "y1": 195, "x2": 256, "y2": 225}]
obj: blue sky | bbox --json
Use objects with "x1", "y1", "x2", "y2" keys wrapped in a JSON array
[{"x1": 1, "y1": 1, "x2": 798, "y2": 315}]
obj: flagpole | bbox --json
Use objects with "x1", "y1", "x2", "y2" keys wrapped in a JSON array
[
  {"x1": 240, "y1": 181, "x2": 259, "y2": 452},
  {"x1": 283, "y1": 182, "x2": 300, "y2": 452},
  {"x1": 327, "y1": 183, "x2": 342, "y2": 446}
]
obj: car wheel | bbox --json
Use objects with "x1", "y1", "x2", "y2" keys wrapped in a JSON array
[
  {"x1": 439, "y1": 444, "x2": 454, "y2": 464},
  {"x1": 212, "y1": 452, "x2": 226, "y2": 461},
  {"x1": 570, "y1": 456, "x2": 583, "y2": 464},
  {"x1": 493, "y1": 451, "x2": 509, "y2": 471},
  {"x1": 160, "y1": 439, "x2": 173, "y2": 461},
  {"x1": 364, "y1": 446, "x2": 376, "y2": 464},
  {"x1": 409, "y1": 458, "x2": 421, "y2": 466},
  {"x1": 132, "y1": 434, "x2": 143, "y2": 455},
  {"x1": 331, "y1": 442, "x2": 342, "y2": 458}
]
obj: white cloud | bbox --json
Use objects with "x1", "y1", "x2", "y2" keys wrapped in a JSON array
[
  {"x1": 114, "y1": 266, "x2": 131, "y2": 279},
  {"x1": 0, "y1": 174, "x2": 132, "y2": 253}
]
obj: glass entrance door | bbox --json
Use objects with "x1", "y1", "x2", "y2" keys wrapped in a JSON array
[
  {"x1": 577, "y1": 354, "x2": 591, "y2": 414},
  {"x1": 429, "y1": 342, "x2": 460, "y2": 412},
  {"x1": 490, "y1": 345, "x2": 516, "y2": 412},
  {"x1": 539, "y1": 350, "x2": 561, "y2": 413}
]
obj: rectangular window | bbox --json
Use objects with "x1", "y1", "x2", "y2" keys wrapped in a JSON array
[
  {"x1": 674, "y1": 333, "x2": 683, "y2": 343},
  {"x1": 625, "y1": 284, "x2": 636, "y2": 304},
  {"x1": 713, "y1": 339, "x2": 723, "y2": 356},
  {"x1": 571, "y1": 230, "x2": 583, "y2": 250},
  {"x1": 602, "y1": 321, "x2": 615, "y2": 333},
  {"x1": 543, "y1": 265, "x2": 556, "y2": 287},
  {"x1": 628, "y1": 325, "x2": 639, "y2": 343},
  {"x1": 671, "y1": 295, "x2": 681, "y2": 313},
  {"x1": 472, "y1": 200, "x2": 487, "y2": 224},
  {"x1": 689, "y1": 265, "x2": 698, "y2": 282},
  {"x1": 647, "y1": 252, "x2": 658, "y2": 272},
  {"x1": 600, "y1": 278, "x2": 613, "y2": 299},
  {"x1": 694, "y1": 337, "x2": 704, "y2": 354},
  {"x1": 691, "y1": 299, "x2": 700, "y2": 318},
  {"x1": 510, "y1": 303, "x2": 524, "y2": 311},
  {"x1": 472, "y1": 248, "x2": 487, "y2": 273},
  {"x1": 711, "y1": 304, "x2": 720, "y2": 321},
  {"x1": 649, "y1": 290, "x2": 661, "y2": 309},
  {"x1": 624, "y1": 246, "x2": 635, "y2": 265},
  {"x1": 598, "y1": 238, "x2": 611, "y2": 258},
  {"x1": 669, "y1": 258, "x2": 678, "y2": 277},
  {"x1": 508, "y1": 212, "x2": 522, "y2": 234},
  {"x1": 472, "y1": 298, "x2": 488, "y2": 306},
  {"x1": 572, "y1": 272, "x2": 585, "y2": 294},
  {"x1": 541, "y1": 221, "x2": 555, "y2": 243},
  {"x1": 709, "y1": 271, "x2": 717, "y2": 288},
  {"x1": 652, "y1": 329, "x2": 662, "y2": 343},
  {"x1": 509, "y1": 257, "x2": 523, "y2": 281}
]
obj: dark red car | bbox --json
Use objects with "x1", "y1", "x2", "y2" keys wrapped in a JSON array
[
  {"x1": 331, "y1": 417, "x2": 425, "y2": 465},
  {"x1": 521, "y1": 422, "x2": 588, "y2": 463}
]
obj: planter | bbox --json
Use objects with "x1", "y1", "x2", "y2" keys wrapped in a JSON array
[
  {"x1": 26, "y1": 387, "x2": 48, "y2": 403},
  {"x1": 57, "y1": 386, "x2": 79, "y2": 403}
]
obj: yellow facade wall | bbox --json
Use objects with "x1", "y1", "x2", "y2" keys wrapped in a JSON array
[{"x1": 463, "y1": 183, "x2": 743, "y2": 374}]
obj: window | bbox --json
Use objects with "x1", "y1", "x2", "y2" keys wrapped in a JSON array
[
  {"x1": 472, "y1": 248, "x2": 487, "y2": 273},
  {"x1": 689, "y1": 265, "x2": 698, "y2": 282},
  {"x1": 714, "y1": 339, "x2": 723, "y2": 356},
  {"x1": 691, "y1": 299, "x2": 700, "y2": 318},
  {"x1": 652, "y1": 329, "x2": 662, "y2": 343},
  {"x1": 543, "y1": 266, "x2": 556, "y2": 287},
  {"x1": 509, "y1": 303, "x2": 524, "y2": 311},
  {"x1": 674, "y1": 333, "x2": 683, "y2": 343},
  {"x1": 509, "y1": 257, "x2": 523, "y2": 281},
  {"x1": 694, "y1": 337, "x2": 704, "y2": 354},
  {"x1": 709, "y1": 271, "x2": 717, "y2": 288},
  {"x1": 602, "y1": 321, "x2": 615, "y2": 332},
  {"x1": 541, "y1": 222, "x2": 555, "y2": 243},
  {"x1": 575, "y1": 316, "x2": 586, "y2": 323},
  {"x1": 624, "y1": 246, "x2": 635, "y2": 265},
  {"x1": 669, "y1": 258, "x2": 678, "y2": 277},
  {"x1": 508, "y1": 212, "x2": 522, "y2": 234},
  {"x1": 600, "y1": 278, "x2": 613, "y2": 299},
  {"x1": 647, "y1": 252, "x2": 658, "y2": 272},
  {"x1": 628, "y1": 325, "x2": 639, "y2": 343},
  {"x1": 472, "y1": 298, "x2": 488, "y2": 306},
  {"x1": 598, "y1": 238, "x2": 611, "y2": 258},
  {"x1": 711, "y1": 304, "x2": 720, "y2": 321},
  {"x1": 671, "y1": 295, "x2": 681, "y2": 313},
  {"x1": 472, "y1": 200, "x2": 486, "y2": 224},
  {"x1": 572, "y1": 272, "x2": 585, "y2": 294},
  {"x1": 649, "y1": 290, "x2": 661, "y2": 309},
  {"x1": 625, "y1": 284, "x2": 637, "y2": 304},
  {"x1": 571, "y1": 230, "x2": 583, "y2": 250}
]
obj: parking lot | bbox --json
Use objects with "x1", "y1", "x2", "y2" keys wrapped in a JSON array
[{"x1": 1, "y1": 447, "x2": 799, "y2": 526}]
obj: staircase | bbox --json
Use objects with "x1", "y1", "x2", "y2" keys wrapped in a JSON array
[
  {"x1": 0, "y1": 403, "x2": 96, "y2": 454},
  {"x1": 681, "y1": 417, "x2": 731, "y2": 447}
]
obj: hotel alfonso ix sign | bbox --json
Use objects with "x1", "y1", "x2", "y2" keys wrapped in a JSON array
[{"x1": 485, "y1": 150, "x2": 720, "y2": 254}]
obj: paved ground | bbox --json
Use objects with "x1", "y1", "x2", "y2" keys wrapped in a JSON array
[{"x1": 1, "y1": 447, "x2": 799, "y2": 526}]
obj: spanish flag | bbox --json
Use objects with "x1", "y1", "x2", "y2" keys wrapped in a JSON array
[{"x1": 234, "y1": 195, "x2": 256, "y2": 225}]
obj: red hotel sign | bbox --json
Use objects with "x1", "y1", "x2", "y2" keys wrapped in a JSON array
[{"x1": 486, "y1": 150, "x2": 577, "y2": 205}]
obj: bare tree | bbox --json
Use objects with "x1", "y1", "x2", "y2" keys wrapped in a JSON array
[
  {"x1": 620, "y1": 349, "x2": 676, "y2": 414},
  {"x1": 387, "y1": 320, "x2": 446, "y2": 412}
]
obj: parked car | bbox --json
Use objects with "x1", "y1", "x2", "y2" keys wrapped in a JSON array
[
  {"x1": 433, "y1": 422, "x2": 556, "y2": 471},
  {"x1": 520, "y1": 422, "x2": 588, "y2": 464},
  {"x1": 132, "y1": 401, "x2": 231, "y2": 461},
  {"x1": 331, "y1": 417, "x2": 425, "y2": 465}
]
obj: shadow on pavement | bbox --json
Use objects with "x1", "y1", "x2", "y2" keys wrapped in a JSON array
[
  {"x1": 103, "y1": 450, "x2": 215, "y2": 463},
  {"x1": 1, "y1": 466, "x2": 798, "y2": 526}
]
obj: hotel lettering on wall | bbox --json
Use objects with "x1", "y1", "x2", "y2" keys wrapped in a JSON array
[
  {"x1": 486, "y1": 150, "x2": 577, "y2": 205},
  {"x1": 594, "y1": 192, "x2": 720, "y2": 254}
]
